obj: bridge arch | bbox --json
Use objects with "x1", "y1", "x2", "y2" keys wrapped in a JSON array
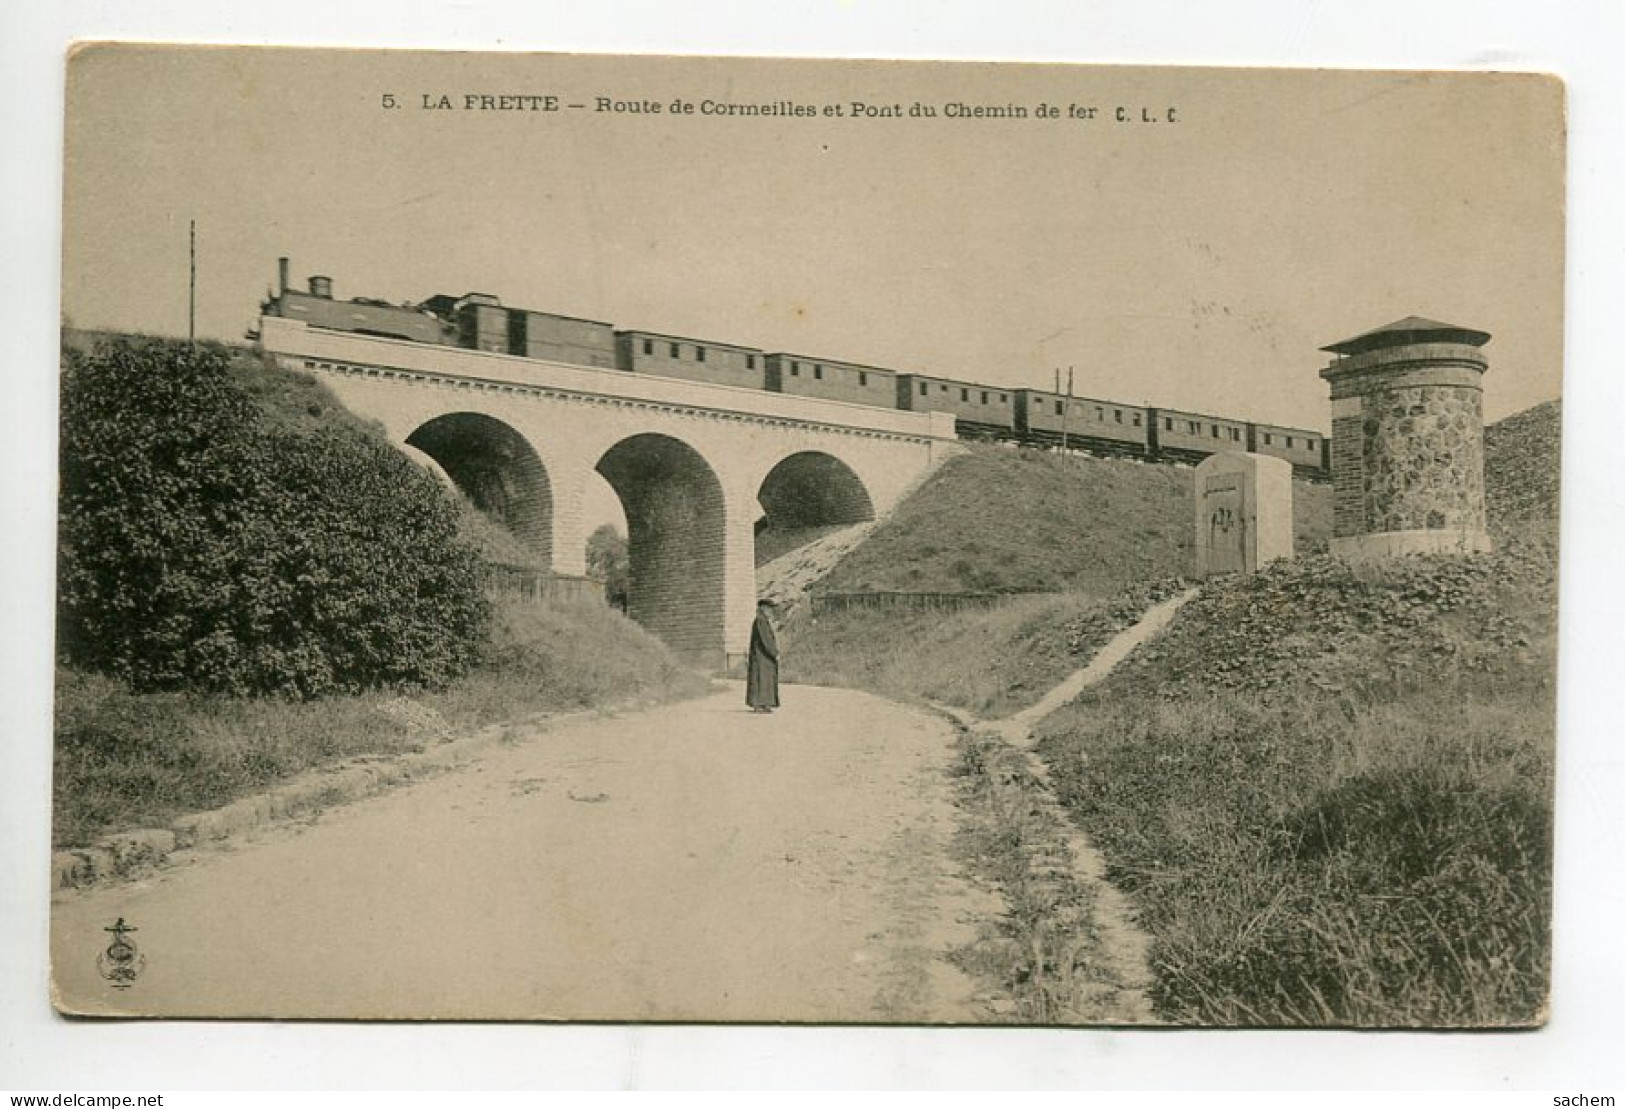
[
  {"x1": 756, "y1": 450, "x2": 876, "y2": 532},
  {"x1": 405, "y1": 413, "x2": 553, "y2": 571},
  {"x1": 596, "y1": 433, "x2": 727, "y2": 661}
]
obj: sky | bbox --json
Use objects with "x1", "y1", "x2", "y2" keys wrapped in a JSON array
[{"x1": 62, "y1": 47, "x2": 1566, "y2": 434}]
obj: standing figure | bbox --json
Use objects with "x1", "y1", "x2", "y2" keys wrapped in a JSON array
[{"x1": 746, "y1": 598, "x2": 780, "y2": 713}]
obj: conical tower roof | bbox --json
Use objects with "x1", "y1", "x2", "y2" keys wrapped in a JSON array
[{"x1": 1321, "y1": 317, "x2": 1491, "y2": 357}]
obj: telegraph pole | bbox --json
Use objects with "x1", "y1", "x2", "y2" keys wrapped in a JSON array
[
  {"x1": 1067, "y1": 366, "x2": 1075, "y2": 452},
  {"x1": 188, "y1": 219, "x2": 197, "y2": 346},
  {"x1": 1055, "y1": 368, "x2": 1064, "y2": 454},
  {"x1": 1056, "y1": 366, "x2": 1074, "y2": 455}
]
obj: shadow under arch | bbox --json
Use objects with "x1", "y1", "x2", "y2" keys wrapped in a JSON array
[
  {"x1": 406, "y1": 412, "x2": 553, "y2": 572},
  {"x1": 756, "y1": 451, "x2": 876, "y2": 530},
  {"x1": 596, "y1": 433, "x2": 727, "y2": 662}
]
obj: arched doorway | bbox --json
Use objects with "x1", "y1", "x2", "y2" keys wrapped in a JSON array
[
  {"x1": 406, "y1": 413, "x2": 553, "y2": 572},
  {"x1": 596, "y1": 433, "x2": 727, "y2": 660}
]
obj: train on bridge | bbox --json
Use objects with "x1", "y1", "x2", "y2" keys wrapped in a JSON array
[{"x1": 260, "y1": 261, "x2": 1332, "y2": 479}]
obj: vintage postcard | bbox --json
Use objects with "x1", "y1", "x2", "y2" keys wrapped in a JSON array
[{"x1": 51, "y1": 45, "x2": 1564, "y2": 1025}]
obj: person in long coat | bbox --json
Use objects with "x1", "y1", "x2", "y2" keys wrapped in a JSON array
[{"x1": 746, "y1": 599, "x2": 780, "y2": 712}]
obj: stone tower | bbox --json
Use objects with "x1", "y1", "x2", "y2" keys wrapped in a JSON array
[{"x1": 1319, "y1": 317, "x2": 1492, "y2": 560}]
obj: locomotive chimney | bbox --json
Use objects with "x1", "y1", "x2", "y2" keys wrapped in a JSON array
[
  {"x1": 277, "y1": 256, "x2": 290, "y2": 296},
  {"x1": 308, "y1": 274, "x2": 333, "y2": 299}
]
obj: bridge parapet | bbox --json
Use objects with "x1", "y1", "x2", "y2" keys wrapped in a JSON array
[{"x1": 261, "y1": 316, "x2": 956, "y2": 443}]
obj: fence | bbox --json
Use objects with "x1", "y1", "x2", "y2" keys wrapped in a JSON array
[
  {"x1": 481, "y1": 564, "x2": 606, "y2": 606},
  {"x1": 807, "y1": 591, "x2": 1010, "y2": 616}
]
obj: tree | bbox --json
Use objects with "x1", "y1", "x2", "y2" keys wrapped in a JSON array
[{"x1": 586, "y1": 523, "x2": 630, "y2": 611}]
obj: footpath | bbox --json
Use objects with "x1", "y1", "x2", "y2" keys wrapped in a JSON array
[{"x1": 939, "y1": 587, "x2": 1199, "y2": 1024}]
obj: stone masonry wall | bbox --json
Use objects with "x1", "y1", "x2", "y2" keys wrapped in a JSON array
[
  {"x1": 1331, "y1": 413, "x2": 1366, "y2": 538},
  {"x1": 1356, "y1": 385, "x2": 1486, "y2": 535},
  {"x1": 598, "y1": 435, "x2": 728, "y2": 661},
  {"x1": 624, "y1": 479, "x2": 727, "y2": 661}
]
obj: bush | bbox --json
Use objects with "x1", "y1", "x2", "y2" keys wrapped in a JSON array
[{"x1": 58, "y1": 335, "x2": 490, "y2": 698}]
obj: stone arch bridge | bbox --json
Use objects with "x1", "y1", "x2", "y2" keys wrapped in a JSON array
[{"x1": 260, "y1": 317, "x2": 959, "y2": 667}]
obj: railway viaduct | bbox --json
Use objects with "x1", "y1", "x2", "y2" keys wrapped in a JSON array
[{"x1": 259, "y1": 316, "x2": 959, "y2": 667}]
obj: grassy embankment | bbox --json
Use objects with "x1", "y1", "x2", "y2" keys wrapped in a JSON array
[
  {"x1": 782, "y1": 404, "x2": 1559, "y2": 1026},
  {"x1": 54, "y1": 339, "x2": 709, "y2": 849},
  {"x1": 54, "y1": 597, "x2": 709, "y2": 848},
  {"x1": 1032, "y1": 402, "x2": 1561, "y2": 1026},
  {"x1": 782, "y1": 444, "x2": 1331, "y2": 716}
]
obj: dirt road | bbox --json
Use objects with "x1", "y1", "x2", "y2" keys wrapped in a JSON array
[{"x1": 52, "y1": 684, "x2": 1004, "y2": 1022}]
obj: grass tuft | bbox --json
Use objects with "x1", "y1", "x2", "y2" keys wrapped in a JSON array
[{"x1": 949, "y1": 728, "x2": 1126, "y2": 1024}]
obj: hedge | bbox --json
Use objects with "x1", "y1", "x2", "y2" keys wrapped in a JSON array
[{"x1": 58, "y1": 335, "x2": 490, "y2": 698}]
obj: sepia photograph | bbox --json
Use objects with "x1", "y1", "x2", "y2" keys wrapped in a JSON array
[{"x1": 46, "y1": 43, "x2": 1565, "y2": 1032}]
